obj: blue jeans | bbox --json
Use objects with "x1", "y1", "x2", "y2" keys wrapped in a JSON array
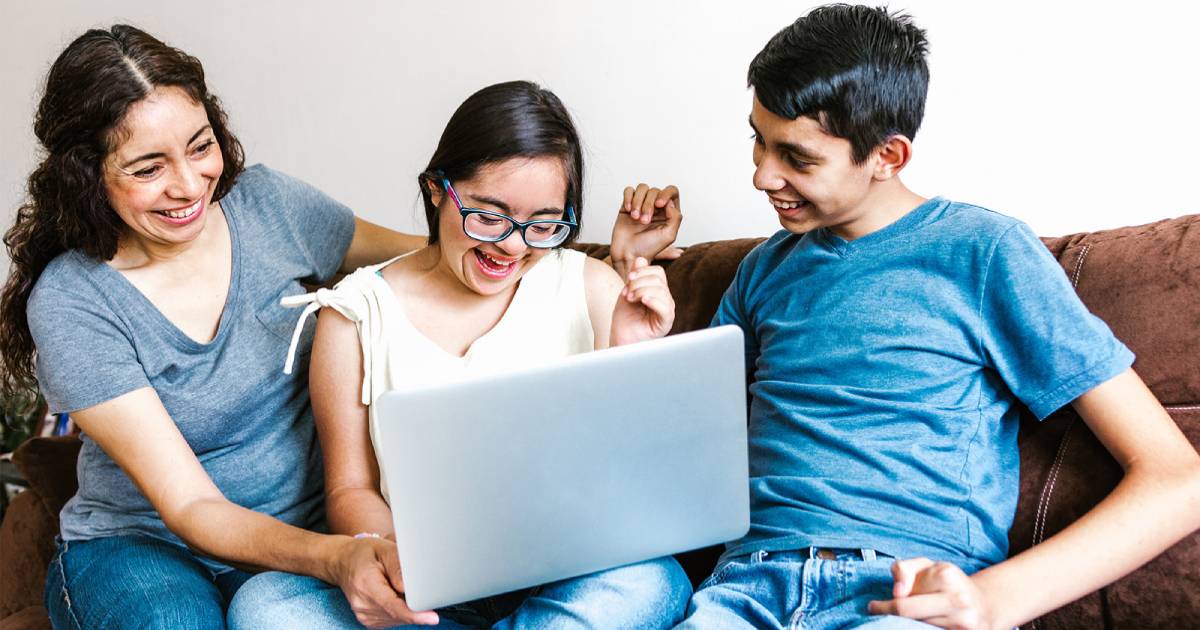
[
  {"x1": 44, "y1": 535, "x2": 253, "y2": 629},
  {"x1": 228, "y1": 556, "x2": 691, "y2": 629},
  {"x1": 676, "y1": 548, "x2": 936, "y2": 629}
]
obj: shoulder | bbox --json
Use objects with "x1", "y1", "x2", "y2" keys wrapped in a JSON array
[
  {"x1": 29, "y1": 251, "x2": 107, "y2": 315},
  {"x1": 733, "y1": 229, "x2": 803, "y2": 283},
  {"x1": 933, "y1": 199, "x2": 1029, "y2": 250},
  {"x1": 582, "y1": 252, "x2": 623, "y2": 293}
]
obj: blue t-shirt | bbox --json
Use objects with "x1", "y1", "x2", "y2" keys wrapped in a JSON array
[
  {"x1": 713, "y1": 197, "x2": 1133, "y2": 572},
  {"x1": 27, "y1": 165, "x2": 355, "y2": 569}
]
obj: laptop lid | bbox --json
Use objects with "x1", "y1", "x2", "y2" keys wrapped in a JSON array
[{"x1": 374, "y1": 324, "x2": 749, "y2": 611}]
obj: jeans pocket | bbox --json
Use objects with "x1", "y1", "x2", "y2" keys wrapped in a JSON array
[{"x1": 699, "y1": 556, "x2": 746, "y2": 589}]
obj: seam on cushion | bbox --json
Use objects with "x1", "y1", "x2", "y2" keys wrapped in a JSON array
[
  {"x1": 1069, "y1": 244, "x2": 1092, "y2": 288},
  {"x1": 1034, "y1": 417, "x2": 1077, "y2": 545},
  {"x1": 1165, "y1": 405, "x2": 1200, "y2": 411}
]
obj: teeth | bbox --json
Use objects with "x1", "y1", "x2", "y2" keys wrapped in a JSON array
[
  {"x1": 481, "y1": 252, "x2": 513, "y2": 267},
  {"x1": 161, "y1": 199, "x2": 200, "y2": 219},
  {"x1": 772, "y1": 199, "x2": 803, "y2": 210}
]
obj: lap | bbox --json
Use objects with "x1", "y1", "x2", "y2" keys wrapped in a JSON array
[
  {"x1": 45, "y1": 534, "x2": 244, "y2": 630},
  {"x1": 678, "y1": 551, "x2": 937, "y2": 630},
  {"x1": 230, "y1": 556, "x2": 690, "y2": 630}
]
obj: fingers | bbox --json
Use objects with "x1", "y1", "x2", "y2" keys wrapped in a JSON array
[
  {"x1": 654, "y1": 246, "x2": 685, "y2": 261},
  {"x1": 868, "y1": 592, "x2": 952, "y2": 620},
  {"x1": 341, "y1": 539, "x2": 439, "y2": 627},
  {"x1": 624, "y1": 183, "x2": 680, "y2": 224},
  {"x1": 891, "y1": 557, "x2": 935, "y2": 598}
]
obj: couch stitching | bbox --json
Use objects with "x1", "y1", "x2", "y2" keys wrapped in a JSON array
[
  {"x1": 1070, "y1": 244, "x2": 1092, "y2": 288},
  {"x1": 1034, "y1": 417, "x2": 1077, "y2": 545},
  {"x1": 1165, "y1": 405, "x2": 1200, "y2": 411}
]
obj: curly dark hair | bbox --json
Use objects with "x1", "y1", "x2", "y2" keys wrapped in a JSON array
[{"x1": 0, "y1": 25, "x2": 245, "y2": 397}]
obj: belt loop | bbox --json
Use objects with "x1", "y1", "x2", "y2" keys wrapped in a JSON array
[
  {"x1": 861, "y1": 548, "x2": 877, "y2": 561},
  {"x1": 808, "y1": 546, "x2": 819, "y2": 560}
]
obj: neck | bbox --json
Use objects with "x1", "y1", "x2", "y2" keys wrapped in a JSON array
[
  {"x1": 110, "y1": 203, "x2": 224, "y2": 270},
  {"x1": 829, "y1": 178, "x2": 926, "y2": 241}
]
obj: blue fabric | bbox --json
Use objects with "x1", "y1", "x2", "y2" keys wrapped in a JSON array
[
  {"x1": 678, "y1": 550, "x2": 934, "y2": 629},
  {"x1": 27, "y1": 165, "x2": 356, "y2": 569},
  {"x1": 44, "y1": 534, "x2": 253, "y2": 629},
  {"x1": 712, "y1": 197, "x2": 1133, "y2": 572},
  {"x1": 226, "y1": 557, "x2": 691, "y2": 629}
]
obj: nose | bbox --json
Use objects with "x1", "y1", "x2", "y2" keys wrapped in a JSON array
[
  {"x1": 752, "y1": 155, "x2": 783, "y2": 193},
  {"x1": 494, "y1": 228, "x2": 529, "y2": 256},
  {"x1": 166, "y1": 161, "x2": 207, "y2": 201}
]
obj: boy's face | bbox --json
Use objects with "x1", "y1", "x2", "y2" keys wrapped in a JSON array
[{"x1": 750, "y1": 96, "x2": 877, "y2": 238}]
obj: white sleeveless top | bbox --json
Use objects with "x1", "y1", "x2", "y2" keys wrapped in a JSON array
[{"x1": 283, "y1": 248, "x2": 595, "y2": 500}]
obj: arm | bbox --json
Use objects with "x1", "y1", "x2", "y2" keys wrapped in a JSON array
[
  {"x1": 585, "y1": 255, "x2": 675, "y2": 350},
  {"x1": 70, "y1": 388, "x2": 349, "y2": 580},
  {"x1": 340, "y1": 218, "x2": 426, "y2": 274},
  {"x1": 608, "y1": 184, "x2": 683, "y2": 279},
  {"x1": 309, "y1": 305, "x2": 440, "y2": 626},
  {"x1": 871, "y1": 368, "x2": 1200, "y2": 629}
]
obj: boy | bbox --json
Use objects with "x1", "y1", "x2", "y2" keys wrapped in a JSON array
[{"x1": 677, "y1": 5, "x2": 1200, "y2": 629}]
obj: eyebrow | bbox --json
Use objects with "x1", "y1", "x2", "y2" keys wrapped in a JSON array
[
  {"x1": 466, "y1": 193, "x2": 565, "y2": 217},
  {"x1": 119, "y1": 125, "x2": 213, "y2": 169},
  {"x1": 748, "y1": 115, "x2": 822, "y2": 162}
]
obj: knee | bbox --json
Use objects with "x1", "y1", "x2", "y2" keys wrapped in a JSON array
[
  {"x1": 596, "y1": 557, "x2": 693, "y2": 628},
  {"x1": 226, "y1": 572, "x2": 334, "y2": 630}
]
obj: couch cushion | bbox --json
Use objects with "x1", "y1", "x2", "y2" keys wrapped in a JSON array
[
  {"x1": 12, "y1": 437, "x2": 81, "y2": 517},
  {"x1": 1043, "y1": 214, "x2": 1200, "y2": 405},
  {"x1": 0, "y1": 490, "x2": 57, "y2": 619}
]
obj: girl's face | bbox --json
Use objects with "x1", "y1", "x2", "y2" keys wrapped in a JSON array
[
  {"x1": 102, "y1": 86, "x2": 223, "y2": 253},
  {"x1": 430, "y1": 156, "x2": 570, "y2": 296}
]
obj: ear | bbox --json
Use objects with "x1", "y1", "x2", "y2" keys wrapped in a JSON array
[
  {"x1": 424, "y1": 176, "x2": 446, "y2": 207},
  {"x1": 872, "y1": 134, "x2": 914, "y2": 181}
]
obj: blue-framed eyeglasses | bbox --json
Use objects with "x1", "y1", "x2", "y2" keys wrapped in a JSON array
[{"x1": 438, "y1": 173, "x2": 576, "y2": 249}]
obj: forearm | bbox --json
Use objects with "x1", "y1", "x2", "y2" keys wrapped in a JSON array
[
  {"x1": 341, "y1": 218, "x2": 425, "y2": 273},
  {"x1": 972, "y1": 461, "x2": 1200, "y2": 628},
  {"x1": 167, "y1": 497, "x2": 347, "y2": 583},
  {"x1": 327, "y1": 487, "x2": 396, "y2": 538}
]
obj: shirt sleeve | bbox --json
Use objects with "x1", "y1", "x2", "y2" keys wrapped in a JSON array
[
  {"x1": 29, "y1": 285, "x2": 150, "y2": 414},
  {"x1": 978, "y1": 223, "x2": 1134, "y2": 419},
  {"x1": 264, "y1": 168, "x2": 356, "y2": 284}
]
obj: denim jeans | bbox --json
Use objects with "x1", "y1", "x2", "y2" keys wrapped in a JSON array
[
  {"x1": 676, "y1": 548, "x2": 936, "y2": 630},
  {"x1": 44, "y1": 535, "x2": 253, "y2": 630},
  {"x1": 227, "y1": 556, "x2": 691, "y2": 629}
]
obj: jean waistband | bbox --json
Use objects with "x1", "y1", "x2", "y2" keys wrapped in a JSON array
[{"x1": 750, "y1": 546, "x2": 892, "y2": 562}]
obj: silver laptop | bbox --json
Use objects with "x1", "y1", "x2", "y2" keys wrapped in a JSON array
[{"x1": 373, "y1": 324, "x2": 750, "y2": 611}]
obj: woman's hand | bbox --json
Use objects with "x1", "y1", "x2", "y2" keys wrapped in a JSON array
[
  {"x1": 329, "y1": 536, "x2": 439, "y2": 628},
  {"x1": 610, "y1": 257, "x2": 675, "y2": 346},
  {"x1": 868, "y1": 558, "x2": 997, "y2": 630},
  {"x1": 610, "y1": 184, "x2": 683, "y2": 279}
]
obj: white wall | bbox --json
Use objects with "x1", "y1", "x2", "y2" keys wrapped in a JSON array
[{"x1": 3, "y1": 0, "x2": 1198, "y2": 281}]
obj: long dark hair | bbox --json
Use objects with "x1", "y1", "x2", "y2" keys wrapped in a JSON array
[
  {"x1": 419, "y1": 80, "x2": 583, "y2": 246},
  {"x1": 0, "y1": 25, "x2": 245, "y2": 396}
]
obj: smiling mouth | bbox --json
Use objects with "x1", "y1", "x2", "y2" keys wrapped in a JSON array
[
  {"x1": 156, "y1": 198, "x2": 202, "y2": 220},
  {"x1": 474, "y1": 249, "x2": 519, "y2": 278}
]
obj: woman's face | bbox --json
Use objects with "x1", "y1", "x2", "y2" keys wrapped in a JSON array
[
  {"x1": 431, "y1": 156, "x2": 570, "y2": 296},
  {"x1": 102, "y1": 86, "x2": 223, "y2": 251}
]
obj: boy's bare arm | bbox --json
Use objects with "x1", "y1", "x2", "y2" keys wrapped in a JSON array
[{"x1": 871, "y1": 368, "x2": 1200, "y2": 629}]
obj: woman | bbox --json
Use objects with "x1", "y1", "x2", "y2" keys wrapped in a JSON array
[
  {"x1": 227, "y1": 81, "x2": 692, "y2": 628},
  {"x1": 0, "y1": 27, "x2": 677, "y2": 628}
]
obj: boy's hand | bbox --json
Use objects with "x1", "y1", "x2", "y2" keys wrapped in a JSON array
[
  {"x1": 610, "y1": 257, "x2": 675, "y2": 346},
  {"x1": 610, "y1": 184, "x2": 683, "y2": 279},
  {"x1": 867, "y1": 558, "x2": 997, "y2": 630}
]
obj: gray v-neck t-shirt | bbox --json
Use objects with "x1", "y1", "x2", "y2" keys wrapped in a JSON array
[{"x1": 28, "y1": 165, "x2": 355, "y2": 567}]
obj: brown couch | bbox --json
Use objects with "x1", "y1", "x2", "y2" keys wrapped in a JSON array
[{"x1": 2, "y1": 214, "x2": 1198, "y2": 629}]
